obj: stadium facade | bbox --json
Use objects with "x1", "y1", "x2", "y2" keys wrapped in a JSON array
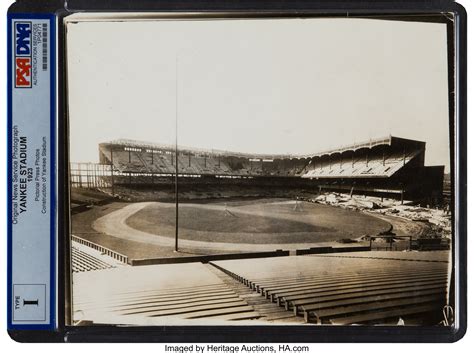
[{"x1": 98, "y1": 136, "x2": 444, "y2": 204}]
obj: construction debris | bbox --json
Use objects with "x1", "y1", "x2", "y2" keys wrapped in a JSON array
[{"x1": 306, "y1": 192, "x2": 451, "y2": 241}]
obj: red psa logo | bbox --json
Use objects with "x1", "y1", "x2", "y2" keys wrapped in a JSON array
[{"x1": 16, "y1": 57, "x2": 31, "y2": 87}]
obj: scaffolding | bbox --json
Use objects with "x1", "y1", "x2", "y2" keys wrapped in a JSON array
[{"x1": 70, "y1": 163, "x2": 113, "y2": 189}]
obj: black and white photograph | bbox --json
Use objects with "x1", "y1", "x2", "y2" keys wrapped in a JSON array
[{"x1": 66, "y1": 14, "x2": 454, "y2": 327}]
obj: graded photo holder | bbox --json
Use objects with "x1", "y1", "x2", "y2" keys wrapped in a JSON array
[{"x1": 6, "y1": 0, "x2": 467, "y2": 343}]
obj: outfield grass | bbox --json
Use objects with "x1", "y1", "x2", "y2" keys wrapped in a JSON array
[{"x1": 126, "y1": 199, "x2": 390, "y2": 244}]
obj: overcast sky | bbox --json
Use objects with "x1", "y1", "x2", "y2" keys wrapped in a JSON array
[{"x1": 67, "y1": 17, "x2": 449, "y2": 169}]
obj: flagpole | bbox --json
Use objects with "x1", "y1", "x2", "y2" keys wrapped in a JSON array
[{"x1": 175, "y1": 55, "x2": 179, "y2": 252}]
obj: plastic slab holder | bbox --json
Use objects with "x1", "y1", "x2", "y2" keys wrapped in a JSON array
[{"x1": 6, "y1": 0, "x2": 467, "y2": 343}]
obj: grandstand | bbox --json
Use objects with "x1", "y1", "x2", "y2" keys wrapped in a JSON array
[
  {"x1": 72, "y1": 251, "x2": 450, "y2": 325},
  {"x1": 92, "y1": 136, "x2": 444, "y2": 204}
]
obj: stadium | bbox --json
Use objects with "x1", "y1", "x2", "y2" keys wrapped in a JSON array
[
  {"x1": 70, "y1": 136, "x2": 452, "y2": 326},
  {"x1": 93, "y1": 135, "x2": 444, "y2": 203}
]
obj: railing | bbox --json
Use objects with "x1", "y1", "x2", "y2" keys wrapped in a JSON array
[{"x1": 71, "y1": 235, "x2": 129, "y2": 264}]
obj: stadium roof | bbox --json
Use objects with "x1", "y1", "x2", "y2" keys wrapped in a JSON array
[{"x1": 101, "y1": 135, "x2": 424, "y2": 160}]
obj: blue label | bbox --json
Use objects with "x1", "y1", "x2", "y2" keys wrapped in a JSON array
[{"x1": 7, "y1": 13, "x2": 56, "y2": 330}]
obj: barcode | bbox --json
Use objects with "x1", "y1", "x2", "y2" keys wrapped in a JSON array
[{"x1": 42, "y1": 23, "x2": 48, "y2": 71}]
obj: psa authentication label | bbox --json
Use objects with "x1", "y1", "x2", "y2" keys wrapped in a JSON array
[
  {"x1": 14, "y1": 22, "x2": 32, "y2": 88},
  {"x1": 8, "y1": 14, "x2": 56, "y2": 330}
]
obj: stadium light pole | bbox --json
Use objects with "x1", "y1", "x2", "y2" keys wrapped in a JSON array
[{"x1": 175, "y1": 54, "x2": 179, "y2": 252}]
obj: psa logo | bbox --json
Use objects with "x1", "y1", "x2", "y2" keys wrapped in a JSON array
[{"x1": 14, "y1": 22, "x2": 32, "y2": 88}]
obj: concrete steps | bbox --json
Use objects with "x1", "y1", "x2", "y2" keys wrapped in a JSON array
[{"x1": 205, "y1": 263, "x2": 305, "y2": 324}]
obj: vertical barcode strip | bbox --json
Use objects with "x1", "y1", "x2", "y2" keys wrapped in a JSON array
[{"x1": 42, "y1": 23, "x2": 48, "y2": 71}]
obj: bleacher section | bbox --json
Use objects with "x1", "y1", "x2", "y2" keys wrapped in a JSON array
[
  {"x1": 211, "y1": 252, "x2": 449, "y2": 325},
  {"x1": 72, "y1": 246, "x2": 115, "y2": 273},
  {"x1": 71, "y1": 239, "x2": 128, "y2": 273},
  {"x1": 302, "y1": 150, "x2": 421, "y2": 179},
  {"x1": 73, "y1": 263, "x2": 262, "y2": 324},
  {"x1": 73, "y1": 252, "x2": 449, "y2": 325}
]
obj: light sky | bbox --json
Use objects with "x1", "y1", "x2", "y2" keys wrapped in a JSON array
[{"x1": 66, "y1": 17, "x2": 449, "y2": 169}]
